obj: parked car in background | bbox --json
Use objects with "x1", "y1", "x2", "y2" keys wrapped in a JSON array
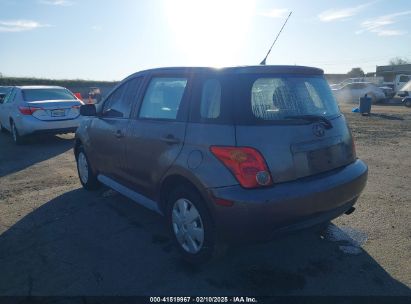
[
  {"x1": 332, "y1": 82, "x2": 385, "y2": 104},
  {"x1": 397, "y1": 80, "x2": 411, "y2": 107},
  {"x1": 378, "y1": 86, "x2": 395, "y2": 99},
  {"x1": 0, "y1": 86, "x2": 84, "y2": 144},
  {"x1": 86, "y1": 87, "x2": 102, "y2": 104},
  {"x1": 74, "y1": 65, "x2": 368, "y2": 263}
]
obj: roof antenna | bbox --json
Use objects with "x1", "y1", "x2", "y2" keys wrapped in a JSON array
[{"x1": 260, "y1": 11, "x2": 292, "y2": 65}]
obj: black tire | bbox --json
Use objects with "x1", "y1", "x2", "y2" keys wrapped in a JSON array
[
  {"x1": 11, "y1": 121, "x2": 25, "y2": 145},
  {"x1": 0, "y1": 121, "x2": 6, "y2": 133},
  {"x1": 166, "y1": 185, "x2": 226, "y2": 264},
  {"x1": 404, "y1": 99, "x2": 411, "y2": 108},
  {"x1": 75, "y1": 145, "x2": 100, "y2": 190}
]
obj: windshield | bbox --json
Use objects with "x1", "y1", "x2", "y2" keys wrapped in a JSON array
[
  {"x1": 22, "y1": 88, "x2": 76, "y2": 102},
  {"x1": 250, "y1": 76, "x2": 340, "y2": 120}
]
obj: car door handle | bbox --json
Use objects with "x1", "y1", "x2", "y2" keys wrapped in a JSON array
[
  {"x1": 115, "y1": 129, "x2": 125, "y2": 138},
  {"x1": 160, "y1": 134, "x2": 180, "y2": 145}
]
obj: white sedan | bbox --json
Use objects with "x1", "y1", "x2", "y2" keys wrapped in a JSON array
[
  {"x1": 332, "y1": 82, "x2": 386, "y2": 104},
  {"x1": 0, "y1": 86, "x2": 84, "y2": 144}
]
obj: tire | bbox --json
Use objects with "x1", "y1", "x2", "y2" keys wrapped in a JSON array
[
  {"x1": 11, "y1": 121, "x2": 25, "y2": 145},
  {"x1": 166, "y1": 185, "x2": 226, "y2": 264},
  {"x1": 404, "y1": 99, "x2": 411, "y2": 108},
  {"x1": 0, "y1": 121, "x2": 5, "y2": 133},
  {"x1": 76, "y1": 145, "x2": 100, "y2": 190}
]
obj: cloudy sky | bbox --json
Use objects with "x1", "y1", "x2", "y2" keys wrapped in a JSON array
[{"x1": 0, "y1": 0, "x2": 410, "y2": 80}]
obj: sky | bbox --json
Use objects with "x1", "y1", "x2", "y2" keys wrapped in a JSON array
[{"x1": 0, "y1": 0, "x2": 410, "y2": 81}]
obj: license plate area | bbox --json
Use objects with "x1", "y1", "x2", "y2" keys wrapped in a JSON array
[
  {"x1": 308, "y1": 144, "x2": 342, "y2": 172},
  {"x1": 51, "y1": 109, "x2": 66, "y2": 117}
]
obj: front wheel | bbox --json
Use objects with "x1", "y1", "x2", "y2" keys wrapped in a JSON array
[
  {"x1": 166, "y1": 185, "x2": 226, "y2": 264},
  {"x1": 76, "y1": 146, "x2": 100, "y2": 190},
  {"x1": 11, "y1": 121, "x2": 25, "y2": 145},
  {"x1": 404, "y1": 98, "x2": 411, "y2": 108}
]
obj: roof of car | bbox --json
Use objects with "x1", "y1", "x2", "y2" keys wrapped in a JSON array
[
  {"x1": 15, "y1": 85, "x2": 67, "y2": 90},
  {"x1": 127, "y1": 65, "x2": 324, "y2": 79}
]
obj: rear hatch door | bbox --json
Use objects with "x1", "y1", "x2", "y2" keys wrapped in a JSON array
[{"x1": 234, "y1": 74, "x2": 356, "y2": 183}]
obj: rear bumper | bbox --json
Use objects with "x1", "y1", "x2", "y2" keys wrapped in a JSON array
[
  {"x1": 207, "y1": 159, "x2": 368, "y2": 242},
  {"x1": 14, "y1": 115, "x2": 82, "y2": 136}
]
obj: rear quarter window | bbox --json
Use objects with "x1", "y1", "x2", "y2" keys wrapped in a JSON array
[
  {"x1": 189, "y1": 75, "x2": 233, "y2": 124},
  {"x1": 200, "y1": 79, "x2": 221, "y2": 119}
]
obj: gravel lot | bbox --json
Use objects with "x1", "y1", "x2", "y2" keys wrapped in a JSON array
[{"x1": 0, "y1": 105, "x2": 410, "y2": 296}]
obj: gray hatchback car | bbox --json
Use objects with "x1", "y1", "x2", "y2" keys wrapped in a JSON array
[{"x1": 75, "y1": 66, "x2": 368, "y2": 263}]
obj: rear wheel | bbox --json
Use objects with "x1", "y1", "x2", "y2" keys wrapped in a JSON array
[
  {"x1": 76, "y1": 146, "x2": 100, "y2": 190},
  {"x1": 166, "y1": 185, "x2": 226, "y2": 264},
  {"x1": 404, "y1": 98, "x2": 411, "y2": 108},
  {"x1": 11, "y1": 121, "x2": 24, "y2": 145}
]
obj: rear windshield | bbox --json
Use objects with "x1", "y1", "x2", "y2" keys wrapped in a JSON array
[
  {"x1": 250, "y1": 76, "x2": 340, "y2": 121},
  {"x1": 22, "y1": 89, "x2": 76, "y2": 102}
]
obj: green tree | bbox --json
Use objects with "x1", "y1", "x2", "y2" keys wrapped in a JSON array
[
  {"x1": 347, "y1": 67, "x2": 365, "y2": 78},
  {"x1": 389, "y1": 57, "x2": 410, "y2": 65}
]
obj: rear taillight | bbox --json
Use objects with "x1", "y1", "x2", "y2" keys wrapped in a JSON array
[
  {"x1": 18, "y1": 106, "x2": 42, "y2": 115},
  {"x1": 351, "y1": 138, "x2": 357, "y2": 158},
  {"x1": 348, "y1": 128, "x2": 357, "y2": 159},
  {"x1": 210, "y1": 146, "x2": 272, "y2": 189},
  {"x1": 72, "y1": 105, "x2": 81, "y2": 109}
]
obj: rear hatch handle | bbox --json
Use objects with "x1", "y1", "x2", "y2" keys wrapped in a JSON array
[{"x1": 284, "y1": 115, "x2": 333, "y2": 129}]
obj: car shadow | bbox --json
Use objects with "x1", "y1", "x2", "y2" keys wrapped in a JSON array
[
  {"x1": 369, "y1": 113, "x2": 404, "y2": 121},
  {"x1": 0, "y1": 132, "x2": 74, "y2": 177},
  {"x1": 0, "y1": 188, "x2": 410, "y2": 296}
]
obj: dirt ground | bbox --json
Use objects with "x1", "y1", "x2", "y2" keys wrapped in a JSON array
[{"x1": 0, "y1": 104, "x2": 410, "y2": 296}]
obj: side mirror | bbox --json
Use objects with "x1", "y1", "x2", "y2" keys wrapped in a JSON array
[
  {"x1": 397, "y1": 91, "x2": 408, "y2": 97},
  {"x1": 80, "y1": 104, "x2": 97, "y2": 116}
]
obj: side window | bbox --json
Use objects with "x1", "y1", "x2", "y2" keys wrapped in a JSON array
[
  {"x1": 200, "y1": 79, "x2": 221, "y2": 119},
  {"x1": 102, "y1": 77, "x2": 142, "y2": 118},
  {"x1": 399, "y1": 75, "x2": 409, "y2": 82},
  {"x1": 139, "y1": 77, "x2": 188, "y2": 120}
]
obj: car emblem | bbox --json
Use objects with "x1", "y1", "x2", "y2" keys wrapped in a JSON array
[{"x1": 312, "y1": 124, "x2": 325, "y2": 137}]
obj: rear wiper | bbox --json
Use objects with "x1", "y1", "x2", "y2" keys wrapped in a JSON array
[{"x1": 284, "y1": 115, "x2": 333, "y2": 129}]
